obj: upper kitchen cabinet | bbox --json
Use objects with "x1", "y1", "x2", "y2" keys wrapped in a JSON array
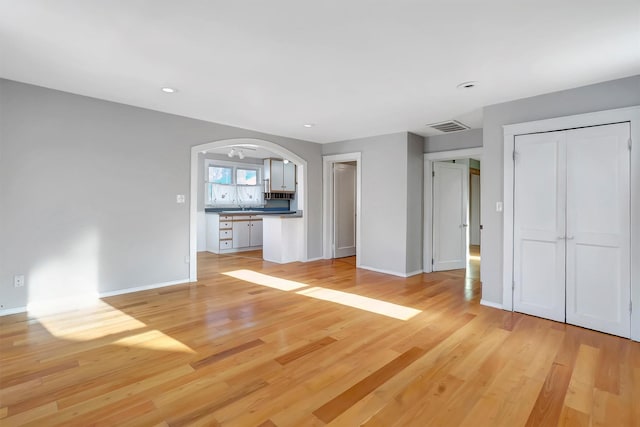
[{"x1": 264, "y1": 159, "x2": 296, "y2": 193}]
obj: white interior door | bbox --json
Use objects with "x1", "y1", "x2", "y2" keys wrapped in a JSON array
[
  {"x1": 565, "y1": 123, "x2": 631, "y2": 337},
  {"x1": 470, "y1": 172, "x2": 481, "y2": 246},
  {"x1": 513, "y1": 132, "x2": 566, "y2": 322},
  {"x1": 433, "y1": 162, "x2": 468, "y2": 271},
  {"x1": 333, "y1": 163, "x2": 356, "y2": 258}
]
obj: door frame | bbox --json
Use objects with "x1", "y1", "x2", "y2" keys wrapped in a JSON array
[
  {"x1": 502, "y1": 106, "x2": 640, "y2": 342},
  {"x1": 322, "y1": 153, "x2": 361, "y2": 264},
  {"x1": 423, "y1": 147, "x2": 483, "y2": 274},
  {"x1": 190, "y1": 138, "x2": 309, "y2": 281}
]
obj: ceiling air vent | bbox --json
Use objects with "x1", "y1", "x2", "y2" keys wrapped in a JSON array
[{"x1": 427, "y1": 120, "x2": 470, "y2": 133}]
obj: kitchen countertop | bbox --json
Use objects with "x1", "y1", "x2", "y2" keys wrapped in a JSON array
[
  {"x1": 260, "y1": 212, "x2": 303, "y2": 219},
  {"x1": 206, "y1": 210, "x2": 300, "y2": 217}
]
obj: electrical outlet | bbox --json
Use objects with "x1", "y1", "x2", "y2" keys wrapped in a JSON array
[
  {"x1": 176, "y1": 194, "x2": 185, "y2": 204},
  {"x1": 14, "y1": 275, "x2": 25, "y2": 288}
]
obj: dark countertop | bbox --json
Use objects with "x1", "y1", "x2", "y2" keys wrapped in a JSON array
[
  {"x1": 205, "y1": 210, "x2": 298, "y2": 216},
  {"x1": 260, "y1": 212, "x2": 303, "y2": 219}
]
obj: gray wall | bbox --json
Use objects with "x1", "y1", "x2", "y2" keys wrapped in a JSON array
[
  {"x1": 0, "y1": 79, "x2": 322, "y2": 310},
  {"x1": 323, "y1": 132, "x2": 425, "y2": 276},
  {"x1": 406, "y1": 133, "x2": 424, "y2": 274},
  {"x1": 481, "y1": 74, "x2": 640, "y2": 305},
  {"x1": 424, "y1": 128, "x2": 483, "y2": 153}
]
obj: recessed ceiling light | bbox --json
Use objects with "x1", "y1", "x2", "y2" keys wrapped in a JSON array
[
  {"x1": 303, "y1": 123, "x2": 315, "y2": 128},
  {"x1": 456, "y1": 81, "x2": 478, "y2": 90},
  {"x1": 161, "y1": 87, "x2": 177, "y2": 93}
]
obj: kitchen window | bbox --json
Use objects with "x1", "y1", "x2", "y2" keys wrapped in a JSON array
[
  {"x1": 236, "y1": 168, "x2": 258, "y2": 185},
  {"x1": 205, "y1": 160, "x2": 263, "y2": 207},
  {"x1": 208, "y1": 166, "x2": 233, "y2": 185}
]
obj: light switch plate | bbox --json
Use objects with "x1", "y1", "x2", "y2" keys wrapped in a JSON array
[
  {"x1": 176, "y1": 194, "x2": 185, "y2": 204},
  {"x1": 496, "y1": 201, "x2": 503, "y2": 212}
]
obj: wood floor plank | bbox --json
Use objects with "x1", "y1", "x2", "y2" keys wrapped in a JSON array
[
  {"x1": 275, "y1": 336, "x2": 337, "y2": 365},
  {"x1": 1, "y1": 250, "x2": 637, "y2": 425},
  {"x1": 563, "y1": 344, "x2": 599, "y2": 415},
  {"x1": 312, "y1": 347, "x2": 425, "y2": 423},
  {"x1": 525, "y1": 362, "x2": 574, "y2": 426},
  {"x1": 190, "y1": 338, "x2": 265, "y2": 369}
]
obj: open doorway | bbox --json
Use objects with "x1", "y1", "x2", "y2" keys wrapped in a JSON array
[
  {"x1": 189, "y1": 138, "x2": 309, "y2": 282},
  {"x1": 424, "y1": 148, "x2": 483, "y2": 279},
  {"x1": 468, "y1": 158, "x2": 481, "y2": 276},
  {"x1": 322, "y1": 153, "x2": 361, "y2": 266}
]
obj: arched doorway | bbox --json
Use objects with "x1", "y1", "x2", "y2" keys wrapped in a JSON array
[{"x1": 189, "y1": 138, "x2": 308, "y2": 281}]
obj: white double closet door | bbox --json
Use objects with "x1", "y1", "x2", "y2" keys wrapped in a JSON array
[{"x1": 513, "y1": 122, "x2": 631, "y2": 338}]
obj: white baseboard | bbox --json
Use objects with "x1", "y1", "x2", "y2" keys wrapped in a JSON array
[
  {"x1": 480, "y1": 299, "x2": 504, "y2": 310},
  {"x1": 304, "y1": 257, "x2": 324, "y2": 262},
  {"x1": 99, "y1": 278, "x2": 190, "y2": 298},
  {"x1": 405, "y1": 269, "x2": 424, "y2": 277},
  {"x1": 0, "y1": 278, "x2": 191, "y2": 317},
  {"x1": 0, "y1": 305, "x2": 28, "y2": 316},
  {"x1": 359, "y1": 265, "x2": 419, "y2": 278}
]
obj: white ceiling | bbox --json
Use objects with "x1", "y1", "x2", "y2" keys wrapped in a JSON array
[{"x1": 1, "y1": 1, "x2": 638, "y2": 143}]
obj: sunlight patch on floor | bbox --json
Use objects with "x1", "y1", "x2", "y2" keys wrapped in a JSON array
[
  {"x1": 223, "y1": 269, "x2": 308, "y2": 291},
  {"x1": 111, "y1": 329, "x2": 195, "y2": 354},
  {"x1": 223, "y1": 269, "x2": 421, "y2": 320},
  {"x1": 297, "y1": 287, "x2": 421, "y2": 320},
  {"x1": 36, "y1": 300, "x2": 194, "y2": 353}
]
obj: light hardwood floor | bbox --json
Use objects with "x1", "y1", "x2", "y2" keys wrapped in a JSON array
[{"x1": 1, "y1": 250, "x2": 638, "y2": 426}]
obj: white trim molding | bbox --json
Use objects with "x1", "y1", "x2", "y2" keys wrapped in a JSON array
[
  {"x1": 0, "y1": 279, "x2": 191, "y2": 317},
  {"x1": 423, "y1": 147, "x2": 483, "y2": 274},
  {"x1": 322, "y1": 152, "x2": 362, "y2": 267},
  {"x1": 359, "y1": 265, "x2": 422, "y2": 278},
  {"x1": 502, "y1": 106, "x2": 640, "y2": 342},
  {"x1": 480, "y1": 299, "x2": 503, "y2": 310},
  {"x1": 190, "y1": 138, "x2": 310, "y2": 282},
  {"x1": 98, "y1": 278, "x2": 190, "y2": 298},
  {"x1": 0, "y1": 305, "x2": 28, "y2": 316}
]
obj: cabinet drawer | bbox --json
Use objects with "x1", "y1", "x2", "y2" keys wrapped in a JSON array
[
  {"x1": 219, "y1": 229, "x2": 232, "y2": 239},
  {"x1": 219, "y1": 240, "x2": 232, "y2": 250},
  {"x1": 220, "y1": 221, "x2": 233, "y2": 229},
  {"x1": 219, "y1": 215, "x2": 234, "y2": 221}
]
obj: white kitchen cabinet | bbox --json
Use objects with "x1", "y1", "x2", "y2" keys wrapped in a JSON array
[
  {"x1": 232, "y1": 217, "x2": 263, "y2": 249},
  {"x1": 206, "y1": 214, "x2": 234, "y2": 253},
  {"x1": 207, "y1": 213, "x2": 262, "y2": 253},
  {"x1": 232, "y1": 221, "x2": 250, "y2": 248},
  {"x1": 249, "y1": 220, "x2": 263, "y2": 246},
  {"x1": 264, "y1": 159, "x2": 296, "y2": 192}
]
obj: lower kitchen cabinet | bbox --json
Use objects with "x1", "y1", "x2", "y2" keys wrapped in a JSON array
[
  {"x1": 206, "y1": 213, "x2": 263, "y2": 253},
  {"x1": 233, "y1": 219, "x2": 263, "y2": 249}
]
